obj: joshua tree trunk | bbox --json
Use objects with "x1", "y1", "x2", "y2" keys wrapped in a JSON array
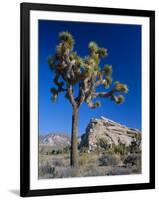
[{"x1": 70, "y1": 106, "x2": 78, "y2": 168}]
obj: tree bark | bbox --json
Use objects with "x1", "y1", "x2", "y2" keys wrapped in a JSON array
[{"x1": 70, "y1": 106, "x2": 79, "y2": 168}]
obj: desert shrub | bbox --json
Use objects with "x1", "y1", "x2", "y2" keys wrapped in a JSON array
[
  {"x1": 56, "y1": 167, "x2": 77, "y2": 178},
  {"x1": 39, "y1": 162, "x2": 57, "y2": 178},
  {"x1": 51, "y1": 149, "x2": 57, "y2": 154},
  {"x1": 107, "y1": 166, "x2": 132, "y2": 175},
  {"x1": 52, "y1": 148, "x2": 68, "y2": 155},
  {"x1": 131, "y1": 157, "x2": 142, "y2": 173},
  {"x1": 97, "y1": 138, "x2": 110, "y2": 151},
  {"x1": 124, "y1": 153, "x2": 141, "y2": 167},
  {"x1": 64, "y1": 154, "x2": 70, "y2": 160},
  {"x1": 79, "y1": 153, "x2": 89, "y2": 166},
  {"x1": 113, "y1": 143, "x2": 128, "y2": 155},
  {"x1": 80, "y1": 146, "x2": 89, "y2": 153},
  {"x1": 129, "y1": 140, "x2": 141, "y2": 154},
  {"x1": 99, "y1": 154, "x2": 120, "y2": 166},
  {"x1": 106, "y1": 147, "x2": 115, "y2": 155},
  {"x1": 83, "y1": 164, "x2": 103, "y2": 177},
  {"x1": 63, "y1": 145, "x2": 70, "y2": 154},
  {"x1": 55, "y1": 149, "x2": 63, "y2": 154},
  {"x1": 51, "y1": 158, "x2": 63, "y2": 167},
  {"x1": 134, "y1": 133, "x2": 141, "y2": 142},
  {"x1": 39, "y1": 146, "x2": 45, "y2": 154},
  {"x1": 94, "y1": 138, "x2": 111, "y2": 154},
  {"x1": 106, "y1": 144, "x2": 127, "y2": 155}
]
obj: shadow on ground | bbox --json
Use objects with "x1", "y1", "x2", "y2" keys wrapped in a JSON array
[{"x1": 9, "y1": 189, "x2": 19, "y2": 196}]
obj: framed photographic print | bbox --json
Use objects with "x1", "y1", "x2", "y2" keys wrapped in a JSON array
[{"x1": 20, "y1": 2, "x2": 155, "y2": 197}]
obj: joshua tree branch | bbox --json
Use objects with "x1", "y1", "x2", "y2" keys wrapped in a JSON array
[
  {"x1": 67, "y1": 86, "x2": 77, "y2": 108},
  {"x1": 94, "y1": 89, "x2": 125, "y2": 104},
  {"x1": 94, "y1": 91, "x2": 113, "y2": 98},
  {"x1": 75, "y1": 83, "x2": 85, "y2": 107},
  {"x1": 54, "y1": 73, "x2": 67, "y2": 92}
]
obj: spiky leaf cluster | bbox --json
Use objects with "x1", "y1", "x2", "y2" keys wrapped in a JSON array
[{"x1": 48, "y1": 31, "x2": 128, "y2": 108}]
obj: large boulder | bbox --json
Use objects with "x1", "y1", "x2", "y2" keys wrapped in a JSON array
[{"x1": 80, "y1": 116, "x2": 141, "y2": 151}]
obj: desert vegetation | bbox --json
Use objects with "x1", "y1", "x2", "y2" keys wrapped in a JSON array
[{"x1": 39, "y1": 135, "x2": 141, "y2": 179}]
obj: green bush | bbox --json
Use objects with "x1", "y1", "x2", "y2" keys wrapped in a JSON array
[
  {"x1": 107, "y1": 166, "x2": 132, "y2": 175},
  {"x1": 63, "y1": 146, "x2": 70, "y2": 154},
  {"x1": 83, "y1": 164, "x2": 103, "y2": 177},
  {"x1": 112, "y1": 143, "x2": 128, "y2": 155},
  {"x1": 51, "y1": 146, "x2": 70, "y2": 155},
  {"x1": 79, "y1": 153, "x2": 89, "y2": 166},
  {"x1": 124, "y1": 153, "x2": 141, "y2": 167},
  {"x1": 80, "y1": 146, "x2": 89, "y2": 153},
  {"x1": 98, "y1": 138, "x2": 110, "y2": 151},
  {"x1": 51, "y1": 149, "x2": 56, "y2": 154},
  {"x1": 99, "y1": 154, "x2": 120, "y2": 166},
  {"x1": 56, "y1": 149, "x2": 63, "y2": 154},
  {"x1": 51, "y1": 158, "x2": 65, "y2": 167},
  {"x1": 132, "y1": 156, "x2": 141, "y2": 173},
  {"x1": 57, "y1": 167, "x2": 78, "y2": 178},
  {"x1": 129, "y1": 140, "x2": 141, "y2": 153},
  {"x1": 39, "y1": 162, "x2": 57, "y2": 178}
]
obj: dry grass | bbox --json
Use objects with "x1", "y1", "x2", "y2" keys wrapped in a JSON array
[{"x1": 38, "y1": 151, "x2": 141, "y2": 179}]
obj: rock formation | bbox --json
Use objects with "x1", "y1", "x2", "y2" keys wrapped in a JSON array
[{"x1": 80, "y1": 116, "x2": 141, "y2": 151}]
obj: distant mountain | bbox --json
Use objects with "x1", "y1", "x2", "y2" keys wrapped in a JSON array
[
  {"x1": 80, "y1": 116, "x2": 141, "y2": 151},
  {"x1": 39, "y1": 133, "x2": 70, "y2": 149}
]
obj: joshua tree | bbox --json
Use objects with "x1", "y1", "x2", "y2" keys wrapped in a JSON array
[{"x1": 48, "y1": 31, "x2": 128, "y2": 169}]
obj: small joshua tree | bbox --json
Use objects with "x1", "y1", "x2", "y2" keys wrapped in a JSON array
[{"x1": 48, "y1": 31, "x2": 128, "y2": 169}]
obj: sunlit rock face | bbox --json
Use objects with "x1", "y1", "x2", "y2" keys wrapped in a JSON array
[{"x1": 80, "y1": 116, "x2": 141, "y2": 151}]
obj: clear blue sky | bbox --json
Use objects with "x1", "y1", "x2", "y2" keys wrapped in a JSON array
[{"x1": 38, "y1": 20, "x2": 141, "y2": 136}]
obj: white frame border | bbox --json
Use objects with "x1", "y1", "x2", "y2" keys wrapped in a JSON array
[{"x1": 30, "y1": 10, "x2": 150, "y2": 190}]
